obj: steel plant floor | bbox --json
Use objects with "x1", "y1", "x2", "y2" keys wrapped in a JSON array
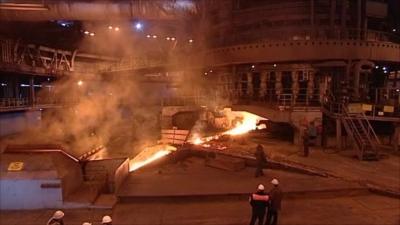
[
  {"x1": 117, "y1": 157, "x2": 366, "y2": 198},
  {"x1": 1, "y1": 133, "x2": 400, "y2": 225}
]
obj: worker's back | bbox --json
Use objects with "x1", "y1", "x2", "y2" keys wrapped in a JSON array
[{"x1": 269, "y1": 186, "x2": 283, "y2": 211}]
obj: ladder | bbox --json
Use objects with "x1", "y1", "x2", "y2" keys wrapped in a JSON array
[{"x1": 340, "y1": 104, "x2": 380, "y2": 160}]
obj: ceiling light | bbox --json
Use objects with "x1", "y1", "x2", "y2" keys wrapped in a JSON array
[
  {"x1": 166, "y1": 37, "x2": 171, "y2": 40},
  {"x1": 114, "y1": 27, "x2": 120, "y2": 31},
  {"x1": 84, "y1": 31, "x2": 90, "y2": 35},
  {"x1": 108, "y1": 26, "x2": 113, "y2": 30},
  {"x1": 146, "y1": 34, "x2": 151, "y2": 38},
  {"x1": 77, "y1": 80, "x2": 83, "y2": 86},
  {"x1": 135, "y1": 22, "x2": 143, "y2": 30},
  {"x1": 89, "y1": 32, "x2": 95, "y2": 36},
  {"x1": 189, "y1": 39, "x2": 193, "y2": 43},
  {"x1": 153, "y1": 35, "x2": 157, "y2": 38}
]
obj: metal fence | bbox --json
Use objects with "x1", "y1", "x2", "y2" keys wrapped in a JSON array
[{"x1": 0, "y1": 97, "x2": 59, "y2": 110}]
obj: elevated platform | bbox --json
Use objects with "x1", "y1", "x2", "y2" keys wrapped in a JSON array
[{"x1": 231, "y1": 104, "x2": 322, "y2": 129}]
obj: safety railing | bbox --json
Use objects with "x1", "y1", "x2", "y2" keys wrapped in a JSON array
[
  {"x1": 223, "y1": 87, "x2": 322, "y2": 109},
  {"x1": 101, "y1": 57, "x2": 167, "y2": 73},
  {"x1": 211, "y1": 28, "x2": 400, "y2": 47},
  {"x1": 161, "y1": 96, "x2": 210, "y2": 106},
  {"x1": 0, "y1": 98, "x2": 30, "y2": 108},
  {"x1": 0, "y1": 97, "x2": 59, "y2": 109}
]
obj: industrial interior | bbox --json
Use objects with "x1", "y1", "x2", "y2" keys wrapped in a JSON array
[{"x1": 0, "y1": 1, "x2": 399, "y2": 225}]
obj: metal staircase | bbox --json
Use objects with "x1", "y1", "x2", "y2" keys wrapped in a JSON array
[{"x1": 340, "y1": 104, "x2": 380, "y2": 160}]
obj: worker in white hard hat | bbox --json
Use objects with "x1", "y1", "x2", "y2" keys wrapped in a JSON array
[
  {"x1": 46, "y1": 210, "x2": 65, "y2": 225},
  {"x1": 249, "y1": 184, "x2": 269, "y2": 225},
  {"x1": 102, "y1": 215, "x2": 112, "y2": 225},
  {"x1": 266, "y1": 178, "x2": 283, "y2": 225}
]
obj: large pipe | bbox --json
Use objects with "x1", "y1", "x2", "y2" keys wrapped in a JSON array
[{"x1": 0, "y1": 0, "x2": 198, "y2": 21}]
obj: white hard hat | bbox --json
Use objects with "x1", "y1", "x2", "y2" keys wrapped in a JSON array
[
  {"x1": 257, "y1": 184, "x2": 265, "y2": 190},
  {"x1": 53, "y1": 210, "x2": 64, "y2": 219},
  {"x1": 271, "y1": 178, "x2": 279, "y2": 185},
  {"x1": 82, "y1": 223, "x2": 92, "y2": 225},
  {"x1": 102, "y1": 215, "x2": 112, "y2": 223}
]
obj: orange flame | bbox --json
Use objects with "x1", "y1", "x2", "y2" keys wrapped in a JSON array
[
  {"x1": 189, "y1": 111, "x2": 267, "y2": 145},
  {"x1": 223, "y1": 111, "x2": 264, "y2": 135},
  {"x1": 129, "y1": 144, "x2": 176, "y2": 172}
]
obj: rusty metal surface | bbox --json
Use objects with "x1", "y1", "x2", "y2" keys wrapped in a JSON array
[{"x1": 0, "y1": 1, "x2": 198, "y2": 21}]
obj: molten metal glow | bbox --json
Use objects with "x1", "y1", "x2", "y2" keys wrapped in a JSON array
[
  {"x1": 129, "y1": 145, "x2": 176, "y2": 172},
  {"x1": 193, "y1": 138, "x2": 202, "y2": 145},
  {"x1": 223, "y1": 112, "x2": 263, "y2": 135},
  {"x1": 189, "y1": 111, "x2": 267, "y2": 145}
]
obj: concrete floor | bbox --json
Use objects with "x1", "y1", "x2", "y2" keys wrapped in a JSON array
[
  {"x1": 118, "y1": 157, "x2": 365, "y2": 198},
  {"x1": 1, "y1": 132, "x2": 399, "y2": 225},
  {"x1": 1, "y1": 194, "x2": 399, "y2": 225},
  {"x1": 222, "y1": 133, "x2": 400, "y2": 193}
]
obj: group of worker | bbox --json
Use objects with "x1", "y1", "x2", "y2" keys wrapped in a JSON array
[
  {"x1": 46, "y1": 210, "x2": 112, "y2": 225},
  {"x1": 252, "y1": 144, "x2": 283, "y2": 225},
  {"x1": 249, "y1": 179, "x2": 282, "y2": 225}
]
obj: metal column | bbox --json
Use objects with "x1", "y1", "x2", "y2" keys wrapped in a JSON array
[{"x1": 336, "y1": 119, "x2": 342, "y2": 150}]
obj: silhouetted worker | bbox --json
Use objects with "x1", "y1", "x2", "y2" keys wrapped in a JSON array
[
  {"x1": 308, "y1": 121, "x2": 317, "y2": 146},
  {"x1": 102, "y1": 215, "x2": 113, "y2": 225},
  {"x1": 249, "y1": 184, "x2": 269, "y2": 225},
  {"x1": 266, "y1": 179, "x2": 282, "y2": 225},
  {"x1": 302, "y1": 128, "x2": 310, "y2": 157},
  {"x1": 47, "y1": 210, "x2": 65, "y2": 225},
  {"x1": 254, "y1": 144, "x2": 267, "y2": 177}
]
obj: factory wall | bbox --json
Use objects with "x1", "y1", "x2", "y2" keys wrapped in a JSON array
[
  {"x1": 0, "y1": 174, "x2": 63, "y2": 209},
  {"x1": 0, "y1": 110, "x2": 41, "y2": 137},
  {"x1": 52, "y1": 153, "x2": 83, "y2": 198}
]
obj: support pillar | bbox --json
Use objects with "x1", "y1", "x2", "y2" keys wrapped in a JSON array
[
  {"x1": 319, "y1": 74, "x2": 326, "y2": 103},
  {"x1": 275, "y1": 71, "x2": 282, "y2": 101},
  {"x1": 310, "y1": 0, "x2": 315, "y2": 35},
  {"x1": 29, "y1": 76, "x2": 35, "y2": 106},
  {"x1": 357, "y1": 0, "x2": 362, "y2": 39},
  {"x1": 336, "y1": 119, "x2": 342, "y2": 150},
  {"x1": 330, "y1": 0, "x2": 337, "y2": 27},
  {"x1": 259, "y1": 71, "x2": 268, "y2": 98},
  {"x1": 246, "y1": 72, "x2": 253, "y2": 97},
  {"x1": 341, "y1": 0, "x2": 347, "y2": 28},
  {"x1": 292, "y1": 71, "x2": 299, "y2": 104},
  {"x1": 307, "y1": 71, "x2": 315, "y2": 105}
]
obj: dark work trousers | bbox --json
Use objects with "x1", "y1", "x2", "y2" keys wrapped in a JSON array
[
  {"x1": 255, "y1": 162, "x2": 265, "y2": 177},
  {"x1": 266, "y1": 210, "x2": 278, "y2": 225},
  {"x1": 303, "y1": 144, "x2": 309, "y2": 157},
  {"x1": 249, "y1": 212, "x2": 265, "y2": 225}
]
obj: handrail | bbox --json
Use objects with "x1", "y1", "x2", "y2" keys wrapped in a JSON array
[
  {"x1": 210, "y1": 28, "x2": 400, "y2": 47},
  {"x1": 361, "y1": 111, "x2": 381, "y2": 145},
  {"x1": 341, "y1": 103, "x2": 365, "y2": 149}
]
